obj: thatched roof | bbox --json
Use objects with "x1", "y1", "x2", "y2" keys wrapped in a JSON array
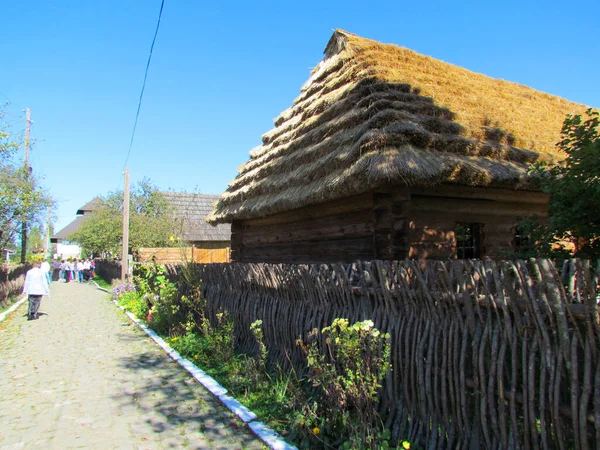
[
  {"x1": 162, "y1": 192, "x2": 230, "y2": 242},
  {"x1": 207, "y1": 29, "x2": 588, "y2": 224}
]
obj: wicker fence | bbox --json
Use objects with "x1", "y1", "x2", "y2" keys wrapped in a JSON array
[
  {"x1": 93, "y1": 259, "x2": 121, "y2": 284},
  {"x1": 163, "y1": 259, "x2": 600, "y2": 449},
  {"x1": 0, "y1": 264, "x2": 30, "y2": 308}
]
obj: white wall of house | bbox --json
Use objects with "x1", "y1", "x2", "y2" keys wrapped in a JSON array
[{"x1": 55, "y1": 243, "x2": 81, "y2": 259}]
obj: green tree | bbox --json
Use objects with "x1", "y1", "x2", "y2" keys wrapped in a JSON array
[
  {"x1": 0, "y1": 104, "x2": 53, "y2": 251},
  {"x1": 26, "y1": 225, "x2": 45, "y2": 252},
  {"x1": 70, "y1": 179, "x2": 181, "y2": 256},
  {"x1": 522, "y1": 108, "x2": 600, "y2": 258}
]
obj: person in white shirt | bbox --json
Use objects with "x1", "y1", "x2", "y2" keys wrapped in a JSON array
[
  {"x1": 23, "y1": 261, "x2": 51, "y2": 320},
  {"x1": 41, "y1": 260, "x2": 51, "y2": 285},
  {"x1": 76, "y1": 260, "x2": 85, "y2": 282}
]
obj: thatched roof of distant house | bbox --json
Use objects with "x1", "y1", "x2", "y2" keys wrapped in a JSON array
[
  {"x1": 162, "y1": 192, "x2": 230, "y2": 242},
  {"x1": 207, "y1": 29, "x2": 588, "y2": 224}
]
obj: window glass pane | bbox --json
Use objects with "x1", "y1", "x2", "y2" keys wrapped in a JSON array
[{"x1": 455, "y1": 222, "x2": 481, "y2": 259}]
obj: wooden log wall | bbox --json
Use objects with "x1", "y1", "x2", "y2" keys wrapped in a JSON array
[
  {"x1": 232, "y1": 193, "x2": 378, "y2": 263},
  {"x1": 231, "y1": 185, "x2": 548, "y2": 263},
  {"x1": 165, "y1": 258, "x2": 600, "y2": 449},
  {"x1": 408, "y1": 186, "x2": 549, "y2": 259}
]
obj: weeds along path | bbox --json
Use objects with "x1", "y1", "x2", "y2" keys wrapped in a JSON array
[{"x1": 0, "y1": 280, "x2": 266, "y2": 449}]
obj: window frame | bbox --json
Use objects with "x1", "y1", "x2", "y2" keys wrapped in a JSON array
[{"x1": 455, "y1": 222, "x2": 483, "y2": 259}]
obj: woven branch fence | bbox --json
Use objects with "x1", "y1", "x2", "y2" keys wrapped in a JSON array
[
  {"x1": 94, "y1": 259, "x2": 121, "y2": 284},
  {"x1": 0, "y1": 264, "x2": 29, "y2": 308},
  {"x1": 164, "y1": 259, "x2": 599, "y2": 449}
]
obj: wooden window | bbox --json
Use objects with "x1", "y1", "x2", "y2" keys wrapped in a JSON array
[{"x1": 455, "y1": 223, "x2": 483, "y2": 259}]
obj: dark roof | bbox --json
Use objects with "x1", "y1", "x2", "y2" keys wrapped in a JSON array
[
  {"x1": 51, "y1": 215, "x2": 90, "y2": 243},
  {"x1": 76, "y1": 198, "x2": 101, "y2": 215},
  {"x1": 162, "y1": 192, "x2": 231, "y2": 242},
  {"x1": 52, "y1": 193, "x2": 230, "y2": 244}
]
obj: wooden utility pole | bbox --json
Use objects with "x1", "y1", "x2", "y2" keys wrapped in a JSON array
[
  {"x1": 121, "y1": 168, "x2": 130, "y2": 282},
  {"x1": 21, "y1": 108, "x2": 31, "y2": 263},
  {"x1": 44, "y1": 206, "x2": 51, "y2": 257}
]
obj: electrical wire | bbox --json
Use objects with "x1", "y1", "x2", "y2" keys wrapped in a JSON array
[{"x1": 122, "y1": 0, "x2": 165, "y2": 171}]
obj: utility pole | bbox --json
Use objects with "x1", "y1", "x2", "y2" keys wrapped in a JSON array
[
  {"x1": 44, "y1": 206, "x2": 51, "y2": 257},
  {"x1": 21, "y1": 108, "x2": 31, "y2": 264},
  {"x1": 121, "y1": 168, "x2": 130, "y2": 282}
]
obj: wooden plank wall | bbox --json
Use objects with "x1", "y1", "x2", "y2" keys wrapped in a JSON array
[
  {"x1": 137, "y1": 247, "x2": 193, "y2": 264},
  {"x1": 408, "y1": 186, "x2": 549, "y2": 259},
  {"x1": 137, "y1": 244, "x2": 231, "y2": 264},
  {"x1": 232, "y1": 193, "x2": 377, "y2": 263}
]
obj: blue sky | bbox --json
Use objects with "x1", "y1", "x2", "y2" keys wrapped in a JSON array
[{"x1": 1, "y1": 0, "x2": 598, "y2": 231}]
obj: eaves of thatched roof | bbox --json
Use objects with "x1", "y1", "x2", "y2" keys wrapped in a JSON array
[{"x1": 207, "y1": 29, "x2": 589, "y2": 224}]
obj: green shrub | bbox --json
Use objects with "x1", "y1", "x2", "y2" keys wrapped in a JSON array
[{"x1": 296, "y1": 318, "x2": 392, "y2": 449}]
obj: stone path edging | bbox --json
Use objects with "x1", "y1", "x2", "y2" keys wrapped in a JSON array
[
  {"x1": 0, "y1": 295, "x2": 28, "y2": 323},
  {"x1": 93, "y1": 282, "x2": 297, "y2": 450}
]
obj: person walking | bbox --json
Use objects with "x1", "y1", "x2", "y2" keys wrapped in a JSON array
[
  {"x1": 41, "y1": 259, "x2": 51, "y2": 285},
  {"x1": 74, "y1": 259, "x2": 80, "y2": 283},
  {"x1": 51, "y1": 259, "x2": 61, "y2": 282},
  {"x1": 23, "y1": 261, "x2": 51, "y2": 320},
  {"x1": 76, "y1": 259, "x2": 85, "y2": 282},
  {"x1": 59, "y1": 259, "x2": 67, "y2": 281},
  {"x1": 69, "y1": 258, "x2": 75, "y2": 282}
]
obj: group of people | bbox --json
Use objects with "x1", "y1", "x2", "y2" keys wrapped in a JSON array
[
  {"x1": 49, "y1": 258, "x2": 95, "y2": 283},
  {"x1": 23, "y1": 257, "x2": 96, "y2": 320}
]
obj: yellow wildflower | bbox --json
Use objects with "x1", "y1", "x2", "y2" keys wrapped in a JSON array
[{"x1": 312, "y1": 427, "x2": 320, "y2": 435}]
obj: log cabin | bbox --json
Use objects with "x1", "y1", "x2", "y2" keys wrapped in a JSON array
[{"x1": 206, "y1": 30, "x2": 588, "y2": 263}]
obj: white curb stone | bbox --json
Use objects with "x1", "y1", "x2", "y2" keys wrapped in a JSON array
[
  {"x1": 97, "y1": 281, "x2": 296, "y2": 449},
  {"x1": 0, "y1": 296, "x2": 27, "y2": 323},
  {"x1": 248, "y1": 421, "x2": 297, "y2": 450},
  {"x1": 219, "y1": 393, "x2": 257, "y2": 423}
]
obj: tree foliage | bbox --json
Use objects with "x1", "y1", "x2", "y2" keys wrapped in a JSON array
[
  {"x1": 0, "y1": 104, "x2": 53, "y2": 250},
  {"x1": 521, "y1": 108, "x2": 600, "y2": 258},
  {"x1": 69, "y1": 179, "x2": 181, "y2": 257}
]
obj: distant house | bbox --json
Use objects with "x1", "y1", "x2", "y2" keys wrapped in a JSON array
[
  {"x1": 207, "y1": 30, "x2": 588, "y2": 263},
  {"x1": 137, "y1": 193, "x2": 231, "y2": 264},
  {"x1": 51, "y1": 198, "x2": 100, "y2": 258},
  {"x1": 53, "y1": 194, "x2": 231, "y2": 263}
]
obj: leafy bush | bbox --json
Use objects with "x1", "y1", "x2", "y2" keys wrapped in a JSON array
[
  {"x1": 296, "y1": 319, "x2": 392, "y2": 449},
  {"x1": 518, "y1": 109, "x2": 600, "y2": 258}
]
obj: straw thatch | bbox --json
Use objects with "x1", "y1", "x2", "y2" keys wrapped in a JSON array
[{"x1": 207, "y1": 30, "x2": 588, "y2": 224}]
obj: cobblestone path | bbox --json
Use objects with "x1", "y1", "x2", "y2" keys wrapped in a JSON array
[{"x1": 0, "y1": 280, "x2": 266, "y2": 449}]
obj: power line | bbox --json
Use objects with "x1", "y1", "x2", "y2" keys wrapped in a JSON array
[{"x1": 123, "y1": 0, "x2": 165, "y2": 171}]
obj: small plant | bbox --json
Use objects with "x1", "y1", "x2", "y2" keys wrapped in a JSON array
[
  {"x1": 297, "y1": 318, "x2": 392, "y2": 449},
  {"x1": 250, "y1": 320, "x2": 268, "y2": 371}
]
